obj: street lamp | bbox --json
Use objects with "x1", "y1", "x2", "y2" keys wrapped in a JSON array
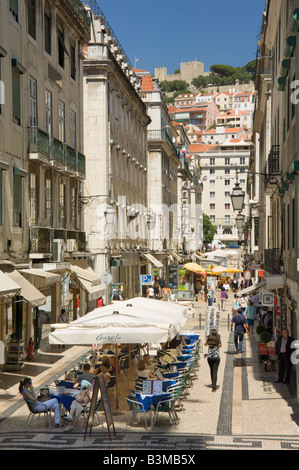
[
  {"x1": 236, "y1": 211, "x2": 245, "y2": 230},
  {"x1": 230, "y1": 181, "x2": 246, "y2": 212},
  {"x1": 105, "y1": 204, "x2": 116, "y2": 226}
]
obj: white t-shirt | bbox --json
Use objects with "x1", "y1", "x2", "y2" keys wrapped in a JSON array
[
  {"x1": 224, "y1": 283, "x2": 230, "y2": 291},
  {"x1": 148, "y1": 287, "x2": 154, "y2": 297},
  {"x1": 138, "y1": 369, "x2": 151, "y2": 379}
]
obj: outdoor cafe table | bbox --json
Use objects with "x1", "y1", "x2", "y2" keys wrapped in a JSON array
[
  {"x1": 135, "y1": 391, "x2": 172, "y2": 428},
  {"x1": 50, "y1": 388, "x2": 81, "y2": 414}
]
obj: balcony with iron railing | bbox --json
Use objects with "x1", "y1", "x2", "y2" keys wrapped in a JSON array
[
  {"x1": 53, "y1": 0, "x2": 91, "y2": 38},
  {"x1": 265, "y1": 145, "x2": 281, "y2": 189},
  {"x1": 28, "y1": 127, "x2": 86, "y2": 177},
  {"x1": 148, "y1": 130, "x2": 180, "y2": 159},
  {"x1": 264, "y1": 248, "x2": 281, "y2": 274},
  {"x1": 30, "y1": 227, "x2": 87, "y2": 254}
]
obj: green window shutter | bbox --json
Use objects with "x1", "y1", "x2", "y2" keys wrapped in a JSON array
[{"x1": 13, "y1": 173, "x2": 22, "y2": 227}]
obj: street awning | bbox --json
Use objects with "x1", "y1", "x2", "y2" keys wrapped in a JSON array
[
  {"x1": 183, "y1": 262, "x2": 206, "y2": 273},
  {"x1": 143, "y1": 253, "x2": 164, "y2": 269},
  {"x1": 5, "y1": 270, "x2": 46, "y2": 307},
  {"x1": 78, "y1": 278, "x2": 106, "y2": 301},
  {"x1": 69, "y1": 263, "x2": 101, "y2": 287},
  {"x1": 237, "y1": 275, "x2": 284, "y2": 297},
  {"x1": 66, "y1": 260, "x2": 105, "y2": 299},
  {"x1": 169, "y1": 251, "x2": 183, "y2": 263},
  {"x1": 0, "y1": 271, "x2": 21, "y2": 296},
  {"x1": 19, "y1": 269, "x2": 61, "y2": 289},
  {"x1": 237, "y1": 281, "x2": 266, "y2": 296}
]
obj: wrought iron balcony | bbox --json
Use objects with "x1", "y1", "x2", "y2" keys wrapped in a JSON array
[
  {"x1": 148, "y1": 130, "x2": 180, "y2": 159},
  {"x1": 28, "y1": 127, "x2": 86, "y2": 177},
  {"x1": 30, "y1": 227, "x2": 87, "y2": 254},
  {"x1": 264, "y1": 248, "x2": 281, "y2": 274},
  {"x1": 268, "y1": 145, "x2": 280, "y2": 175}
]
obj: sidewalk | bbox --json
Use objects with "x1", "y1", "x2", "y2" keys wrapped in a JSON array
[{"x1": 0, "y1": 293, "x2": 298, "y2": 450}]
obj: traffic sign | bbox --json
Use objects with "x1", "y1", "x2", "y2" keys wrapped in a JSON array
[{"x1": 141, "y1": 275, "x2": 152, "y2": 284}]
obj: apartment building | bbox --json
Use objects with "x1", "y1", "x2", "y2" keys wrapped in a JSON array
[
  {"x1": 251, "y1": 0, "x2": 299, "y2": 395},
  {"x1": 191, "y1": 138, "x2": 251, "y2": 243},
  {"x1": 82, "y1": 8, "x2": 150, "y2": 301},
  {"x1": 216, "y1": 109, "x2": 253, "y2": 129},
  {"x1": 0, "y1": 0, "x2": 91, "y2": 356},
  {"x1": 168, "y1": 101, "x2": 219, "y2": 130}
]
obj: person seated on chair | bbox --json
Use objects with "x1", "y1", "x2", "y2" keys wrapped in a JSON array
[
  {"x1": 74, "y1": 364, "x2": 95, "y2": 389},
  {"x1": 143, "y1": 354, "x2": 157, "y2": 373},
  {"x1": 94, "y1": 363, "x2": 113, "y2": 387},
  {"x1": 19, "y1": 377, "x2": 61, "y2": 428},
  {"x1": 64, "y1": 380, "x2": 93, "y2": 432},
  {"x1": 137, "y1": 359, "x2": 157, "y2": 380}
]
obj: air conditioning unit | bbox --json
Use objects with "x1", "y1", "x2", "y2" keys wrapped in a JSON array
[
  {"x1": 66, "y1": 239, "x2": 78, "y2": 252},
  {"x1": 53, "y1": 240, "x2": 65, "y2": 262}
]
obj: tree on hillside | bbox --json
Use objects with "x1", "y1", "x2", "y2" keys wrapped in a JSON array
[
  {"x1": 210, "y1": 64, "x2": 235, "y2": 77},
  {"x1": 160, "y1": 79, "x2": 189, "y2": 93}
]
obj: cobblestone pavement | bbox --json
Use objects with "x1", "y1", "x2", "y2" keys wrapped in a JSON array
[{"x1": 0, "y1": 291, "x2": 299, "y2": 451}]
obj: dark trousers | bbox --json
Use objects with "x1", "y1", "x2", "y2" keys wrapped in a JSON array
[
  {"x1": 207, "y1": 357, "x2": 220, "y2": 390},
  {"x1": 278, "y1": 353, "x2": 292, "y2": 383}
]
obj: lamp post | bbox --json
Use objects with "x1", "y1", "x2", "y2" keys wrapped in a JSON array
[
  {"x1": 236, "y1": 211, "x2": 245, "y2": 231},
  {"x1": 230, "y1": 171, "x2": 246, "y2": 212},
  {"x1": 104, "y1": 204, "x2": 116, "y2": 304}
]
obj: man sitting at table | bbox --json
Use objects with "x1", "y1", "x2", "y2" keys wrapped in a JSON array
[
  {"x1": 143, "y1": 354, "x2": 157, "y2": 374},
  {"x1": 74, "y1": 364, "x2": 95, "y2": 389}
]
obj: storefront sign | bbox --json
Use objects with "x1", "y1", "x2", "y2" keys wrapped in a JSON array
[{"x1": 258, "y1": 341, "x2": 275, "y2": 356}]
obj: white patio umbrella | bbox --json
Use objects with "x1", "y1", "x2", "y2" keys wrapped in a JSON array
[{"x1": 50, "y1": 301, "x2": 185, "y2": 344}]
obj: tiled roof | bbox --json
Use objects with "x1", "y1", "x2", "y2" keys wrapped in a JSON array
[
  {"x1": 189, "y1": 143, "x2": 219, "y2": 153},
  {"x1": 141, "y1": 75, "x2": 155, "y2": 91}
]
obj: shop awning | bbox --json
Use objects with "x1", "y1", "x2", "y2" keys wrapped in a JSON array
[
  {"x1": 0, "y1": 271, "x2": 21, "y2": 296},
  {"x1": 143, "y1": 253, "x2": 164, "y2": 269},
  {"x1": 19, "y1": 269, "x2": 61, "y2": 289},
  {"x1": 169, "y1": 251, "x2": 183, "y2": 263},
  {"x1": 237, "y1": 275, "x2": 284, "y2": 297},
  {"x1": 183, "y1": 262, "x2": 206, "y2": 273},
  {"x1": 6, "y1": 270, "x2": 46, "y2": 307},
  {"x1": 66, "y1": 260, "x2": 105, "y2": 299},
  {"x1": 78, "y1": 278, "x2": 106, "y2": 301},
  {"x1": 69, "y1": 263, "x2": 101, "y2": 287}
]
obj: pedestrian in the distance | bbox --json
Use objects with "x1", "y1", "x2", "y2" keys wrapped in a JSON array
[
  {"x1": 231, "y1": 308, "x2": 247, "y2": 354},
  {"x1": 204, "y1": 329, "x2": 222, "y2": 392},
  {"x1": 220, "y1": 287, "x2": 226, "y2": 311}
]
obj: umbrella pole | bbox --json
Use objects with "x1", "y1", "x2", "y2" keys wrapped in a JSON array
[
  {"x1": 128, "y1": 343, "x2": 132, "y2": 370},
  {"x1": 115, "y1": 343, "x2": 119, "y2": 409}
]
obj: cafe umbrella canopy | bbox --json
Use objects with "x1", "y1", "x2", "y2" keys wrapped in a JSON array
[{"x1": 49, "y1": 300, "x2": 191, "y2": 345}]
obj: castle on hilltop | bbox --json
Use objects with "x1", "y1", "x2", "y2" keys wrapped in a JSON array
[{"x1": 155, "y1": 60, "x2": 209, "y2": 84}]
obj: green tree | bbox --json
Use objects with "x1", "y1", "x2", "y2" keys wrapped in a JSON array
[
  {"x1": 210, "y1": 64, "x2": 235, "y2": 77},
  {"x1": 203, "y1": 213, "x2": 217, "y2": 245}
]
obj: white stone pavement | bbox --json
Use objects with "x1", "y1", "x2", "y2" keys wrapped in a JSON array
[{"x1": 0, "y1": 292, "x2": 299, "y2": 450}]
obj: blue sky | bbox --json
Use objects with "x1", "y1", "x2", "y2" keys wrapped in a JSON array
[{"x1": 96, "y1": 0, "x2": 266, "y2": 74}]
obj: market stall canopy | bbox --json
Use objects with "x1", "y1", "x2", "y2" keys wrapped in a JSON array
[
  {"x1": 19, "y1": 269, "x2": 61, "y2": 289},
  {"x1": 0, "y1": 271, "x2": 21, "y2": 296},
  {"x1": 211, "y1": 266, "x2": 228, "y2": 274},
  {"x1": 69, "y1": 263, "x2": 101, "y2": 286},
  {"x1": 142, "y1": 253, "x2": 164, "y2": 269},
  {"x1": 183, "y1": 262, "x2": 206, "y2": 273},
  {"x1": 5, "y1": 270, "x2": 46, "y2": 307}
]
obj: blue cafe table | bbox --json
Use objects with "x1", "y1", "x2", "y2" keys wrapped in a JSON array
[
  {"x1": 135, "y1": 392, "x2": 171, "y2": 428},
  {"x1": 51, "y1": 389, "x2": 80, "y2": 413}
]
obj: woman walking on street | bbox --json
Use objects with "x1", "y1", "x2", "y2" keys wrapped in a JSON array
[{"x1": 205, "y1": 329, "x2": 222, "y2": 392}]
